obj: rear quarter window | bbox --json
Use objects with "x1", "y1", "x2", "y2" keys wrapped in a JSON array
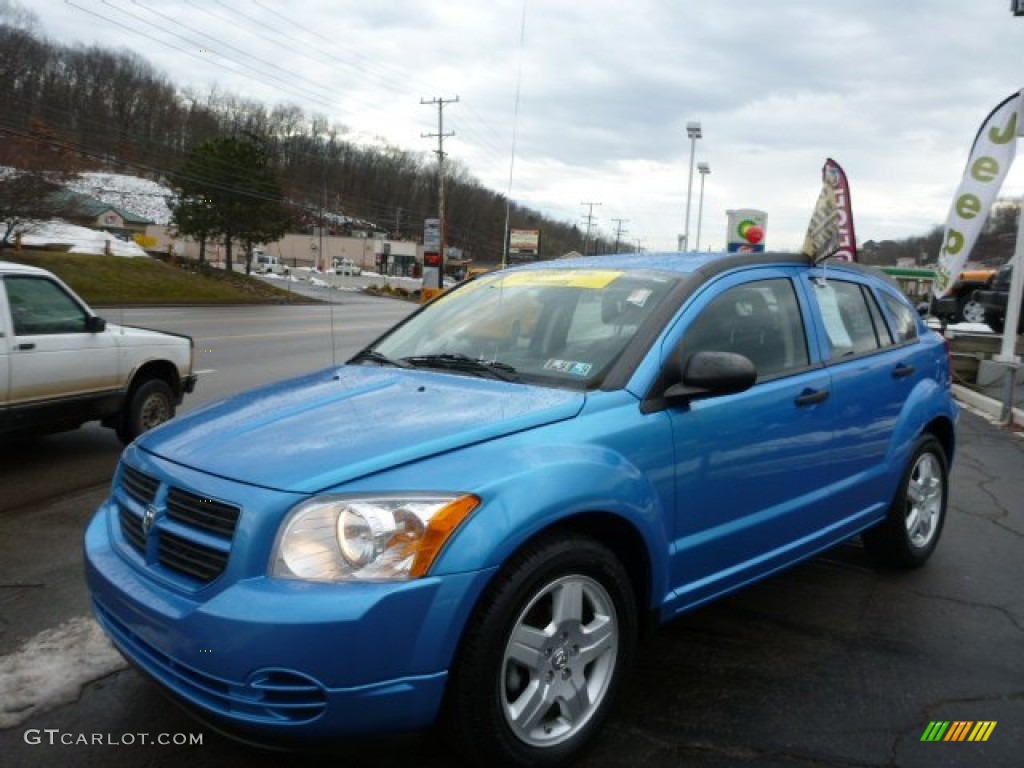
[{"x1": 878, "y1": 291, "x2": 918, "y2": 343}]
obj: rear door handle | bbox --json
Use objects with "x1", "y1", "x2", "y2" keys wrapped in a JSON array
[
  {"x1": 892, "y1": 364, "x2": 916, "y2": 379},
  {"x1": 795, "y1": 388, "x2": 829, "y2": 406}
]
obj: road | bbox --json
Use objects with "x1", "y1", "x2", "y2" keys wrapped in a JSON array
[{"x1": 1, "y1": 297, "x2": 1022, "y2": 767}]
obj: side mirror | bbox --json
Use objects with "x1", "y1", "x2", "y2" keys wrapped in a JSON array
[
  {"x1": 664, "y1": 350, "x2": 757, "y2": 402},
  {"x1": 86, "y1": 315, "x2": 107, "y2": 333}
]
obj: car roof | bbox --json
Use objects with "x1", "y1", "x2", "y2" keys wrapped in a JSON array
[
  {"x1": 0, "y1": 260, "x2": 51, "y2": 277},
  {"x1": 504, "y1": 250, "x2": 813, "y2": 276}
]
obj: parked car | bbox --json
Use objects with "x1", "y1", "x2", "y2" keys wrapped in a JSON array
[
  {"x1": 85, "y1": 252, "x2": 957, "y2": 767},
  {"x1": 332, "y1": 258, "x2": 361, "y2": 276},
  {"x1": 252, "y1": 250, "x2": 287, "y2": 275},
  {"x1": 1, "y1": 260, "x2": 197, "y2": 443},
  {"x1": 973, "y1": 262, "x2": 1023, "y2": 334}
]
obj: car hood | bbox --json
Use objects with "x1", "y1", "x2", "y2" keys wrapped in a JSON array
[
  {"x1": 108, "y1": 323, "x2": 191, "y2": 347},
  {"x1": 138, "y1": 365, "x2": 585, "y2": 493}
]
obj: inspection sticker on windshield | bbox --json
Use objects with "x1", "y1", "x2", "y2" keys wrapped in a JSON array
[{"x1": 544, "y1": 359, "x2": 593, "y2": 376}]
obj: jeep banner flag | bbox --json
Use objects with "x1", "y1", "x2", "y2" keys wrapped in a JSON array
[
  {"x1": 933, "y1": 90, "x2": 1024, "y2": 298},
  {"x1": 802, "y1": 158, "x2": 857, "y2": 262}
]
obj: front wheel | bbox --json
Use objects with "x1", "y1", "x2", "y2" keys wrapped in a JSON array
[
  {"x1": 444, "y1": 533, "x2": 637, "y2": 768},
  {"x1": 116, "y1": 379, "x2": 175, "y2": 444},
  {"x1": 864, "y1": 435, "x2": 948, "y2": 568}
]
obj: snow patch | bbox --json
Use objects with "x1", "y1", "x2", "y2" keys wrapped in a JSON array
[
  {"x1": 0, "y1": 616, "x2": 128, "y2": 728},
  {"x1": 9, "y1": 219, "x2": 147, "y2": 257}
]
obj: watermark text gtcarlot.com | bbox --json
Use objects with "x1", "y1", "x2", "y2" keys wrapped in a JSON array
[{"x1": 23, "y1": 729, "x2": 203, "y2": 747}]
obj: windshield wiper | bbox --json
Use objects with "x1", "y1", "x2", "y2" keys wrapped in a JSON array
[
  {"x1": 402, "y1": 353, "x2": 520, "y2": 382},
  {"x1": 350, "y1": 348, "x2": 413, "y2": 368}
]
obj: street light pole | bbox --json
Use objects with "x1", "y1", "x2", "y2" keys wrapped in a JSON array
[
  {"x1": 695, "y1": 161, "x2": 710, "y2": 251},
  {"x1": 682, "y1": 121, "x2": 702, "y2": 252}
]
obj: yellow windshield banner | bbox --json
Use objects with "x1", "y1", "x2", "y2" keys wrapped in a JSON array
[{"x1": 495, "y1": 270, "x2": 623, "y2": 289}]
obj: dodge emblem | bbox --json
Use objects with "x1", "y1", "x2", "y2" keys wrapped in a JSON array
[{"x1": 142, "y1": 504, "x2": 158, "y2": 536}]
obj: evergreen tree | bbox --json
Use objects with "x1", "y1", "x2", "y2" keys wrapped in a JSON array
[{"x1": 169, "y1": 136, "x2": 290, "y2": 271}]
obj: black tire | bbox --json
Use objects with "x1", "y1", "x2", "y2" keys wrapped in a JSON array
[
  {"x1": 864, "y1": 435, "x2": 948, "y2": 568},
  {"x1": 984, "y1": 310, "x2": 1005, "y2": 334},
  {"x1": 116, "y1": 379, "x2": 175, "y2": 444},
  {"x1": 443, "y1": 533, "x2": 637, "y2": 768},
  {"x1": 959, "y1": 296, "x2": 986, "y2": 324}
]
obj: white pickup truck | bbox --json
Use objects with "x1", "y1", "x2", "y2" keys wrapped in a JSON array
[{"x1": 0, "y1": 260, "x2": 197, "y2": 443}]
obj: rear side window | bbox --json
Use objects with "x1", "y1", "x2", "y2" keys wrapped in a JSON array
[
  {"x1": 810, "y1": 279, "x2": 895, "y2": 358},
  {"x1": 879, "y1": 291, "x2": 919, "y2": 343}
]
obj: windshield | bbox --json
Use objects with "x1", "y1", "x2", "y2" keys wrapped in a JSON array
[{"x1": 364, "y1": 268, "x2": 680, "y2": 388}]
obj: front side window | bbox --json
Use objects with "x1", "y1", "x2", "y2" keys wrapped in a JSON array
[
  {"x1": 682, "y1": 279, "x2": 808, "y2": 378},
  {"x1": 4, "y1": 276, "x2": 90, "y2": 336},
  {"x1": 368, "y1": 269, "x2": 680, "y2": 388}
]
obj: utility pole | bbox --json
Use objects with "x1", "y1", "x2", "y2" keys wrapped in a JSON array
[
  {"x1": 611, "y1": 218, "x2": 629, "y2": 253},
  {"x1": 580, "y1": 201, "x2": 601, "y2": 255},
  {"x1": 421, "y1": 96, "x2": 458, "y2": 294}
]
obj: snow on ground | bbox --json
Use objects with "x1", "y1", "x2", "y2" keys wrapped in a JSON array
[
  {"x1": 10, "y1": 219, "x2": 147, "y2": 257},
  {"x1": 0, "y1": 616, "x2": 127, "y2": 729},
  {"x1": 67, "y1": 172, "x2": 174, "y2": 225}
]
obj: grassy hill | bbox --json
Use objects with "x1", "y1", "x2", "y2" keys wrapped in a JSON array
[{"x1": 3, "y1": 251, "x2": 316, "y2": 305}]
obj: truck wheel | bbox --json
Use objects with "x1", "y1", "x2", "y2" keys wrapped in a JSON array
[
  {"x1": 444, "y1": 533, "x2": 636, "y2": 768},
  {"x1": 959, "y1": 297, "x2": 986, "y2": 324},
  {"x1": 116, "y1": 379, "x2": 175, "y2": 444},
  {"x1": 863, "y1": 435, "x2": 947, "y2": 568}
]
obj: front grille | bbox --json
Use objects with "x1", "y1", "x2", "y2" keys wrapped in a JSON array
[
  {"x1": 159, "y1": 530, "x2": 230, "y2": 582},
  {"x1": 167, "y1": 487, "x2": 240, "y2": 536},
  {"x1": 116, "y1": 464, "x2": 241, "y2": 587},
  {"x1": 122, "y1": 465, "x2": 158, "y2": 505}
]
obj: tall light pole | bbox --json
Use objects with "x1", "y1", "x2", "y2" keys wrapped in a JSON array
[
  {"x1": 695, "y1": 161, "x2": 710, "y2": 251},
  {"x1": 681, "y1": 121, "x2": 702, "y2": 252}
]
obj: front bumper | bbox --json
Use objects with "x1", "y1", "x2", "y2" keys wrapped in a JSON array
[{"x1": 84, "y1": 502, "x2": 495, "y2": 742}]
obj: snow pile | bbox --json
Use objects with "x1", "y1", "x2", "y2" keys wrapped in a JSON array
[
  {"x1": 0, "y1": 616, "x2": 128, "y2": 728},
  {"x1": 67, "y1": 172, "x2": 174, "y2": 225},
  {"x1": 12, "y1": 219, "x2": 147, "y2": 257}
]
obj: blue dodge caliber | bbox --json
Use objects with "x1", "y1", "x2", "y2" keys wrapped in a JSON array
[{"x1": 85, "y1": 252, "x2": 957, "y2": 767}]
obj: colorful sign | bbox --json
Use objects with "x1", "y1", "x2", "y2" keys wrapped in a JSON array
[
  {"x1": 509, "y1": 229, "x2": 541, "y2": 256},
  {"x1": 726, "y1": 209, "x2": 767, "y2": 253}
]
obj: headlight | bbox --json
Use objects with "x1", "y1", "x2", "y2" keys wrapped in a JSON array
[{"x1": 271, "y1": 494, "x2": 480, "y2": 582}]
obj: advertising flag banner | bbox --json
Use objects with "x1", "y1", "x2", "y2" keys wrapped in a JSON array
[
  {"x1": 802, "y1": 158, "x2": 857, "y2": 262},
  {"x1": 933, "y1": 91, "x2": 1024, "y2": 298}
]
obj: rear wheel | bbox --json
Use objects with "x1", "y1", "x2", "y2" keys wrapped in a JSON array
[
  {"x1": 444, "y1": 533, "x2": 636, "y2": 768},
  {"x1": 959, "y1": 297, "x2": 986, "y2": 324},
  {"x1": 116, "y1": 379, "x2": 175, "y2": 444},
  {"x1": 864, "y1": 435, "x2": 948, "y2": 568}
]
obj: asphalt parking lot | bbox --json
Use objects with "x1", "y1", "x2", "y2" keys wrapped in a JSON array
[{"x1": 0, "y1": 406, "x2": 1021, "y2": 767}]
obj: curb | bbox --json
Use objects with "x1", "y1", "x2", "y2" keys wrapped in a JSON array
[{"x1": 953, "y1": 383, "x2": 1024, "y2": 429}]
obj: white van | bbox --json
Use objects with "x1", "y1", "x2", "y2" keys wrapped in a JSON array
[{"x1": 253, "y1": 250, "x2": 287, "y2": 275}]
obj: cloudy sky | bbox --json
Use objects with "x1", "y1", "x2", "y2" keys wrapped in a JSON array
[{"x1": 13, "y1": 0, "x2": 1024, "y2": 253}]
